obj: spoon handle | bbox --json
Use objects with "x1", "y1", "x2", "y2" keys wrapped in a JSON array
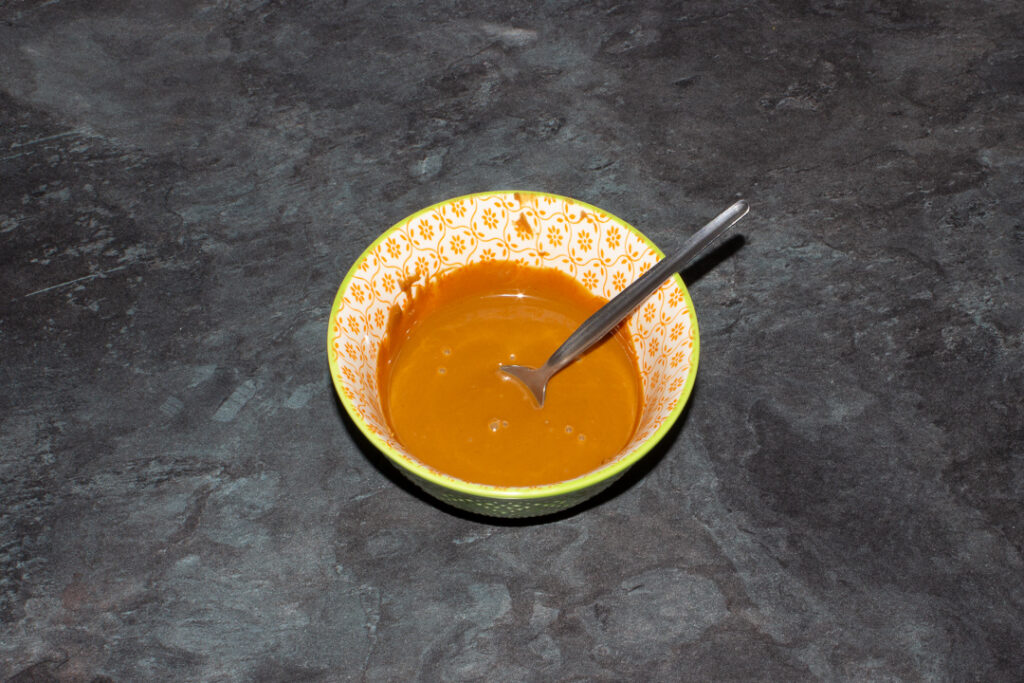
[{"x1": 542, "y1": 199, "x2": 750, "y2": 374}]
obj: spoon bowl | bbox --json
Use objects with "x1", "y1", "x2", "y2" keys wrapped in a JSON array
[{"x1": 501, "y1": 200, "x2": 749, "y2": 406}]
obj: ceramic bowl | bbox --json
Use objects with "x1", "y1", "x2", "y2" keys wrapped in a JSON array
[{"x1": 327, "y1": 191, "x2": 699, "y2": 518}]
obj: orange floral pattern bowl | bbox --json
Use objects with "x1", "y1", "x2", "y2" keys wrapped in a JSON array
[{"x1": 327, "y1": 191, "x2": 699, "y2": 517}]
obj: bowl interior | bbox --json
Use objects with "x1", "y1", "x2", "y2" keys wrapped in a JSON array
[{"x1": 328, "y1": 191, "x2": 698, "y2": 498}]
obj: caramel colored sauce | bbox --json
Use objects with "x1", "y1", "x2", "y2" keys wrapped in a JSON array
[{"x1": 377, "y1": 261, "x2": 642, "y2": 487}]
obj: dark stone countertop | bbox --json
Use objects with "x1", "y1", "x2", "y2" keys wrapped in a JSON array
[{"x1": 2, "y1": 1, "x2": 1022, "y2": 680}]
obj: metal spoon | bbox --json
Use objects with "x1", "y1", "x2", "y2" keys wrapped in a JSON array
[{"x1": 500, "y1": 199, "x2": 750, "y2": 407}]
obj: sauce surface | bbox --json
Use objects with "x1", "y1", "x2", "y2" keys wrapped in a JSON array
[{"x1": 378, "y1": 261, "x2": 642, "y2": 487}]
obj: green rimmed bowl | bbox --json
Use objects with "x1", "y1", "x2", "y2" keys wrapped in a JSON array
[{"x1": 327, "y1": 191, "x2": 699, "y2": 518}]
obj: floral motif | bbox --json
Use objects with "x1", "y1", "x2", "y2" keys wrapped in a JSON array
[
  {"x1": 480, "y1": 248, "x2": 496, "y2": 261},
  {"x1": 385, "y1": 238, "x2": 402, "y2": 259},
  {"x1": 418, "y1": 220, "x2": 434, "y2": 241},
  {"x1": 449, "y1": 234, "x2": 466, "y2": 255},
  {"x1": 612, "y1": 271, "x2": 627, "y2": 291},
  {"x1": 481, "y1": 208, "x2": 498, "y2": 229},
  {"x1": 547, "y1": 226, "x2": 563, "y2": 248},
  {"x1": 643, "y1": 303, "x2": 656, "y2": 323},
  {"x1": 606, "y1": 225, "x2": 621, "y2": 249},
  {"x1": 577, "y1": 230, "x2": 593, "y2": 253},
  {"x1": 582, "y1": 270, "x2": 599, "y2": 290},
  {"x1": 452, "y1": 200, "x2": 467, "y2": 217}
]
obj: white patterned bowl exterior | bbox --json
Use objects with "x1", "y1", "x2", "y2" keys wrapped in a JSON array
[{"x1": 327, "y1": 191, "x2": 699, "y2": 517}]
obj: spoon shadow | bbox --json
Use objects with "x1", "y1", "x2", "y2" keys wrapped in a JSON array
[{"x1": 680, "y1": 233, "x2": 745, "y2": 286}]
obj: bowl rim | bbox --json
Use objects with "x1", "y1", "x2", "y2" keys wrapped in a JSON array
[{"x1": 327, "y1": 190, "x2": 700, "y2": 500}]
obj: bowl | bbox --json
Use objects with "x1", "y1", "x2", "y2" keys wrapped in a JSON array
[{"x1": 327, "y1": 191, "x2": 699, "y2": 518}]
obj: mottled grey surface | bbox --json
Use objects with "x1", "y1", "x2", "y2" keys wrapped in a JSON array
[{"x1": 1, "y1": 0, "x2": 1022, "y2": 680}]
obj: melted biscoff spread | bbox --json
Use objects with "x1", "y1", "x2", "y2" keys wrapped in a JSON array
[{"x1": 377, "y1": 261, "x2": 642, "y2": 487}]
